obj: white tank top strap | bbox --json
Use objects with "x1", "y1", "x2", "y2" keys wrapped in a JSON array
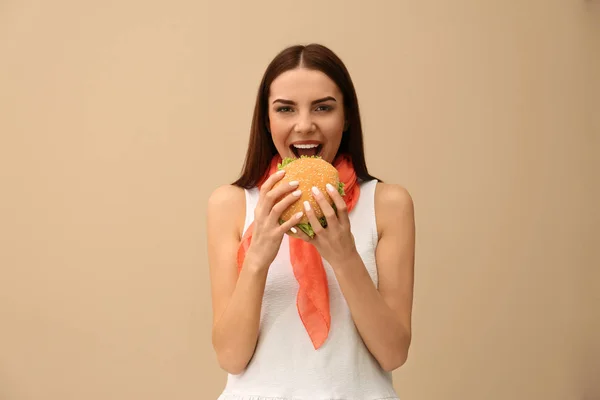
[
  {"x1": 242, "y1": 187, "x2": 260, "y2": 236},
  {"x1": 352, "y1": 178, "x2": 379, "y2": 249}
]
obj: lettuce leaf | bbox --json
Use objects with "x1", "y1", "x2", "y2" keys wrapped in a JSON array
[
  {"x1": 293, "y1": 217, "x2": 327, "y2": 238},
  {"x1": 338, "y1": 181, "x2": 345, "y2": 196},
  {"x1": 277, "y1": 156, "x2": 297, "y2": 170}
]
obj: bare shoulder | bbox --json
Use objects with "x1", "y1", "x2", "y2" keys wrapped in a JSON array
[
  {"x1": 374, "y1": 182, "x2": 415, "y2": 238},
  {"x1": 206, "y1": 184, "x2": 246, "y2": 239},
  {"x1": 207, "y1": 184, "x2": 246, "y2": 211}
]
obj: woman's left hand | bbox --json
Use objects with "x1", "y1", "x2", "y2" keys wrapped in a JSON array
[{"x1": 290, "y1": 183, "x2": 358, "y2": 267}]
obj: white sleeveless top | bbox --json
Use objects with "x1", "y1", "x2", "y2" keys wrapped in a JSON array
[{"x1": 217, "y1": 179, "x2": 399, "y2": 400}]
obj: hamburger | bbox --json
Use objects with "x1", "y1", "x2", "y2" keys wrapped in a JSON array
[{"x1": 274, "y1": 155, "x2": 345, "y2": 238}]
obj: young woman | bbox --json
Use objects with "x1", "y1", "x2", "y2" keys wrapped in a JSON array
[{"x1": 206, "y1": 43, "x2": 415, "y2": 400}]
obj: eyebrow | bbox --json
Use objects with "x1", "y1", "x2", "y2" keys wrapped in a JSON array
[{"x1": 272, "y1": 96, "x2": 337, "y2": 105}]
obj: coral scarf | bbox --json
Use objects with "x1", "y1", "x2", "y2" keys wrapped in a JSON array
[{"x1": 236, "y1": 153, "x2": 360, "y2": 349}]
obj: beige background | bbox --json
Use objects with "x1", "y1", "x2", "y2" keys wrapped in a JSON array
[{"x1": 1, "y1": 1, "x2": 598, "y2": 399}]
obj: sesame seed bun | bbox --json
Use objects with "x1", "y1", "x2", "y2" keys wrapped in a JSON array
[{"x1": 273, "y1": 156, "x2": 345, "y2": 237}]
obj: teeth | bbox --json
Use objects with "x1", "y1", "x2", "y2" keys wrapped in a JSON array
[{"x1": 293, "y1": 144, "x2": 319, "y2": 149}]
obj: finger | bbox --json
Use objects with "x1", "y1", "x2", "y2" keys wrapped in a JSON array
[
  {"x1": 259, "y1": 169, "x2": 286, "y2": 195},
  {"x1": 256, "y1": 170, "x2": 287, "y2": 218},
  {"x1": 270, "y1": 177, "x2": 301, "y2": 199},
  {"x1": 271, "y1": 188, "x2": 302, "y2": 217},
  {"x1": 286, "y1": 226, "x2": 313, "y2": 242},
  {"x1": 259, "y1": 174, "x2": 300, "y2": 216},
  {"x1": 303, "y1": 199, "x2": 325, "y2": 236},
  {"x1": 278, "y1": 211, "x2": 304, "y2": 234},
  {"x1": 325, "y1": 182, "x2": 349, "y2": 226},
  {"x1": 310, "y1": 186, "x2": 339, "y2": 229}
]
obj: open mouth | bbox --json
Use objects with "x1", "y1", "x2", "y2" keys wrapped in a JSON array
[{"x1": 290, "y1": 143, "x2": 323, "y2": 158}]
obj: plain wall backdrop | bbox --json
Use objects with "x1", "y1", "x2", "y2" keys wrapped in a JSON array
[{"x1": 1, "y1": 1, "x2": 598, "y2": 399}]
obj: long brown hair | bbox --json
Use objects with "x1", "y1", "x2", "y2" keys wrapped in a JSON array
[{"x1": 232, "y1": 43, "x2": 380, "y2": 188}]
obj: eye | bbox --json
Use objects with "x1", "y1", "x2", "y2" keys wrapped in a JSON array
[
  {"x1": 276, "y1": 106, "x2": 293, "y2": 113},
  {"x1": 315, "y1": 105, "x2": 332, "y2": 112}
]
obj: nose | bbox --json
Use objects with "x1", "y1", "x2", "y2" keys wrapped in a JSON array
[{"x1": 293, "y1": 111, "x2": 315, "y2": 134}]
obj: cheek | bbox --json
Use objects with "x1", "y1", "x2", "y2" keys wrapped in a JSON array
[
  {"x1": 269, "y1": 119, "x2": 290, "y2": 142},
  {"x1": 270, "y1": 116, "x2": 290, "y2": 131},
  {"x1": 321, "y1": 116, "x2": 345, "y2": 140},
  {"x1": 268, "y1": 117, "x2": 293, "y2": 152}
]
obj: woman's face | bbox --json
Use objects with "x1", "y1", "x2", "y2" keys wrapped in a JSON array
[{"x1": 267, "y1": 67, "x2": 346, "y2": 164}]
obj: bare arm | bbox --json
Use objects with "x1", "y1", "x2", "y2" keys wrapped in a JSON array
[
  {"x1": 206, "y1": 185, "x2": 266, "y2": 375},
  {"x1": 329, "y1": 183, "x2": 415, "y2": 371},
  {"x1": 206, "y1": 175, "x2": 304, "y2": 374}
]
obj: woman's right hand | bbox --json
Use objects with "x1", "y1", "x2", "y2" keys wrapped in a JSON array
[{"x1": 246, "y1": 169, "x2": 304, "y2": 269}]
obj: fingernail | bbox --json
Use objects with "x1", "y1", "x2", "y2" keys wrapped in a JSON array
[
  {"x1": 311, "y1": 186, "x2": 320, "y2": 196},
  {"x1": 326, "y1": 183, "x2": 334, "y2": 192},
  {"x1": 292, "y1": 190, "x2": 301, "y2": 196},
  {"x1": 289, "y1": 180, "x2": 299, "y2": 186},
  {"x1": 295, "y1": 211, "x2": 303, "y2": 219},
  {"x1": 276, "y1": 169, "x2": 285, "y2": 175},
  {"x1": 304, "y1": 201, "x2": 311, "y2": 211},
  {"x1": 291, "y1": 227, "x2": 297, "y2": 234}
]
